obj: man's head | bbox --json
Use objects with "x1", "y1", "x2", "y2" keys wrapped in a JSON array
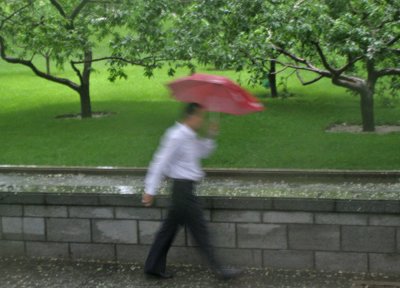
[{"x1": 182, "y1": 102, "x2": 205, "y2": 131}]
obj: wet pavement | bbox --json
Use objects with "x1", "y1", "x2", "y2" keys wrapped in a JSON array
[
  {"x1": 1, "y1": 257, "x2": 400, "y2": 288},
  {"x1": 0, "y1": 172, "x2": 400, "y2": 199}
]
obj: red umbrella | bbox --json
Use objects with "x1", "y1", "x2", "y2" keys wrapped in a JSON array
[{"x1": 167, "y1": 73, "x2": 264, "y2": 115}]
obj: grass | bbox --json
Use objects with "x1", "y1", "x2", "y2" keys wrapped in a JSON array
[{"x1": 0, "y1": 57, "x2": 399, "y2": 170}]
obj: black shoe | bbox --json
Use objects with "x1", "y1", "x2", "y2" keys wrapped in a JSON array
[
  {"x1": 145, "y1": 271, "x2": 174, "y2": 279},
  {"x1": 216, "y1": 267, "x2": 243, "y2": 280}
]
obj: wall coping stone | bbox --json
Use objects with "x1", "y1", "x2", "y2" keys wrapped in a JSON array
[{"x1": 1, "y1": 192, "x2": 399, "y2": 214}]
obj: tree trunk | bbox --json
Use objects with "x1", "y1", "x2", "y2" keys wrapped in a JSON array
[
  {"x1": 45, "y1": 54, "x2": 50, "y2": 75},
  {"x1": 79, "y1": 83, "x2": 91, "y2": 118},
  {"x1": 79, "y1": 49, "x2": 92, "y2": 118},
  {"x1": 360, "y1": 88, "x2": 375, "y2": 132},
  {"x1": 268, "y1": 60, "x2": 278, "y2": 98},
  {"x1": 360, "y1": 61, "x2": 377, "y2": 132}
]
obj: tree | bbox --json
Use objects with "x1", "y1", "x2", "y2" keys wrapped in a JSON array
[
  {"x1": 267, "y1": 0, "x2": 400, "y2": 131},
  {"x1": 0, "y1": 0, "x2": 176, "y2": 118},
  {"x1": 174, "y1": 0, "x2": 400, "y2": 131}
]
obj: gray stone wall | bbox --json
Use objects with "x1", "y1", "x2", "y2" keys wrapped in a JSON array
[{"x1": 0, "y1": 192, "x2": 399, "y2": 274}]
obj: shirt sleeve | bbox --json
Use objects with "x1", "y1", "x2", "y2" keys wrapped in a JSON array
[
  {"x1": 196, "y1": 138, "x2": 216, "y2": 159},
  {"x1": 144, "y1": 134, "x2": 180, "y2": 196}
]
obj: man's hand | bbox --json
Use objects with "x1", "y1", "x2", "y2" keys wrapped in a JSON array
[{"x1": 142, "y1": 193, "x2": 154, "y2": 207}]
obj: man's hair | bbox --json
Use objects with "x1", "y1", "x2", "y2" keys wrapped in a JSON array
[{"x1": 182, "y1": 102, "x2": 204, "y2": 119}]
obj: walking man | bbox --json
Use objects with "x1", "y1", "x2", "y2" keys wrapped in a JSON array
[{"x1": 142, "y1": 103, "x2": 241, "y2": 280}]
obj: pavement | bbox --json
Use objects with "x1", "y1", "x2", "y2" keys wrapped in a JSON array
[{"x1": 1, "y1": 257, "x2": 400, "y2": 288}]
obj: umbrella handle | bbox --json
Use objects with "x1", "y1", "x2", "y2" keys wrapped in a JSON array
[{"x1": 207, "y1": 112, "x2": 220, "y2": 138}]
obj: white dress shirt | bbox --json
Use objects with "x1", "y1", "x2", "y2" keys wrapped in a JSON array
[{"x1": 144, "y1": 122, "x2": 216, "y2": 195}]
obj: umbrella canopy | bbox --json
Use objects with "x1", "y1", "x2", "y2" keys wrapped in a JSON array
[{"x1": 167, "y1": 73, "x2": 264, "y2": 115}]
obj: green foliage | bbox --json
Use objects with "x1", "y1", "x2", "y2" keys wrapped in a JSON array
[{"x1": 0, "y1": 0, "x2": 181, "y2": 88}]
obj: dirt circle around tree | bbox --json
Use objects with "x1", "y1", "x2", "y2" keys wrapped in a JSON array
[
  {"x1": 55, "y1": 111, "x2": 116, "y2": 120},
  {"x1": 327, "y1": 123, "x2": 400, "y2": 134}
]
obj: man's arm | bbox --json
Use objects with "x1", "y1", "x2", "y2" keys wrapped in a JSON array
[
  {"x1": 197, "y1": 138, "x2": 216, "y2": 159},
  {"x1": 142, "y1": 135, "x2": 179, "y2": 206},
  {"x1": 197, "y1": 122, "x2": 219, "y2": 158}
]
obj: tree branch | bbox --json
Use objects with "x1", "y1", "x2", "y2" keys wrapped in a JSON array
[
  {"x1": 386, "y1": 35, "x2": 400, "y2": 46},
  {"x1": 71, "y1": 56, "x2": 176, "y2": 66},
  {"x1": 272, "y1": 44, "x2": 332, "y2": 76},
  {"x1": 337, "y1": 56, "x2": 363, "y2": 75},
  {"x1": 0, "y1": 2, "x2": 32, "y2": 29},
  {"x1": 0, "y1": 36, "x2": 79, "y2": 91},
  {"x1": 295, "y1": 70, "x2": 324, "y2": 85},
  {"x1": 270, "y1": 58, "x2": 364, "y2": 91},
  {"x1": 70, "y1": 61, "x2": 83, "y2": 83},
  {"x1": 270, "y1": 65, "x2": 289, "y2": 75},
  {"x1": 272, "y1": 45, "x2": 366, "y2": 91},
  {"x1": 332, "y1": 77, "x2": 365, "y2": 92},
  {"x1": 388, "y1": 48, "x2": 400, "y2": 55},
  {"x1": 312, "y1": 41, "x2": 338, "y2": 74},
  {"x1": 49, "y1": 0, "x2": 67, "y2": 18},
  {"x1": 270, "y1": 58, "x2": 331, "y2": 77},
  {"x1": 70, "y1": 0, "x2": 90, "y2": 22},
  {"x1": 376, "y1": 68, "x2": 400, "y2": 77}
]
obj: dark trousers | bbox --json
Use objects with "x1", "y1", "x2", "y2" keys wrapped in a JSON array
[{"x1": 144, "y1": 179, "x2": 219, "y2": 274}]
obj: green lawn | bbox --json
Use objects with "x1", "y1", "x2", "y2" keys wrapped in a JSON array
[{"x1": 0, "y1": 58, "x2": 399, "y2": 170}]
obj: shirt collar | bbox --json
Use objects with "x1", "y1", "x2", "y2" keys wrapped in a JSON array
[{"x1": 176, "y1": 122, "x2": 196, "y2": 137}]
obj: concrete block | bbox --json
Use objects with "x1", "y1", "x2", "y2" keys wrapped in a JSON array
[
  {"x1": 273, "y1": 198, "x2": 335, "y2": 212},
  {"x1": 116, "y1": 207, "x2": 161, "y2": 220},
  {"x1": 69, "y1": 207, "x2": 114, "y2": 219},
  {"x1": 209, "y1": 223, "x2": 236, "y2": 248},
  {"x1": 47, "y1": 218, "x2": 90, "y2": 242},
  {"x1": 0, "y1": 240, "x2": 25, "y2": 256},
  {"x1": 315, "y1": 252, "x2": 367, "y2": 272},
  {"x1": 398, "y1": 229, "x2": 400, "y2": 252},
  {"x1": 168, "y1": 246, "x2": 205, "y2": 265},
  {"x1": 200, "y1": 197, "x2": 214, "y2": 209},
  {"x1": 26, "y1": 241, "x2": 68, "y2": 258},
  {"x1": 263, "y1": 250, "x2": 314, "y2": 270},
  {"x1": 315, "y1": 213, "x2": 367, "y2": 225},
  {"x1": 162, "y1": 209, "x2": 211, "y2": 221},
  {"x1": 212, "y1": 210, "x2": 261, "y2": 223},
  {"x1": 369, "y1": 253, "x2": 400, "y2": 274},
  {"x1": 237, "y1": 224, "x2": 287, "y2": 249},
  {"x1": 263, "y1": 212, "x2": 313, "y2": 224},
  {"x1": 117, "y1": 244, "x2": 149, "y2": 263},
  {"x1": 46, "y1": 194, "x2": 98, "y2": 205},
  {"x1": 98, "y1": 195, "x2": 142, "y2": 207},
  {"x1": 70, "y1": 243, "x2": 115, "y2": 260},
  {"x1": 188, "y1": 222, "x2": 236, "y2": 248},
  {"x1": 215, "y1": 248, "x2": 262, "y2": 267},
  {"x1": 154, "y1": 197, "x2": 171, "y2": 208},
  {"x1": 213, "y1": 197, "x2": 264, "y2": 210},
  {"x1": 369, "y1": 215, "x2": 400, "y2": 226},
  {"x1": 93, "y1": 220, "x2": 137, "y2": 244},
  {"x1": 342, "y1": 226, "x2": 395, "y2": 253},
  {"x1": 0, "y1": 193, "x2": 45, "y2": 204},
  {"x1": 336, "y1": 200, "x2": 400, "y2": 214},
  {"x1": 203, "y1": 209, "x2": 211, "y2": 221},
  {"x1": 138, "y1": 221, "x2": 185, "y2": 246},
  {"x1": 0, "y1": 205, "x2": 23, "y2": 216},
  {"x1": 24, "y1": 205, "x2": 67, "y2": 217},
  {"x1": 1, "y1": 217, "x2": 23, "y2": 240},
  {"x1": 289, "y1": 225, "x2": 340, "y2": 251},
  {"x1": 23, "y1": 217, "x2": 45, "y2": 240}
]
